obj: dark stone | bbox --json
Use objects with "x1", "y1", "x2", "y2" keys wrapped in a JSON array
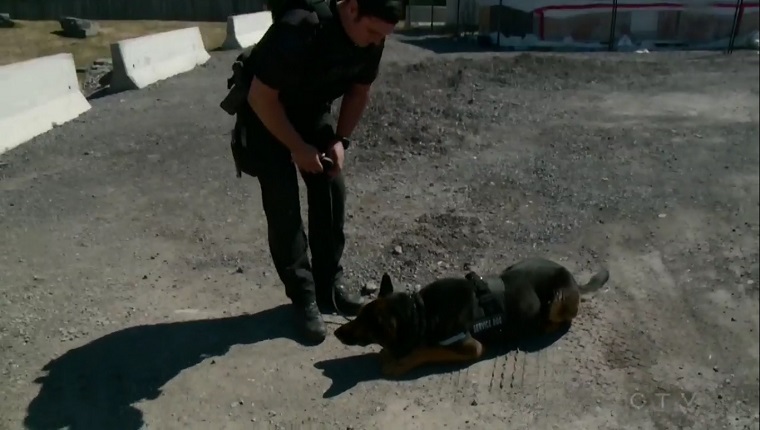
[
  {"x1": 58, "y1": 16, "x2": 100, "y2": 38},
  {"x1": 0, "y1": 12, "x2": 15, "y2": 28}
]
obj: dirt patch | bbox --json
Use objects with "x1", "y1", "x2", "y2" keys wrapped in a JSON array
[{"x1": 0, "y1": 20, "x2": 226, "y2": 84}]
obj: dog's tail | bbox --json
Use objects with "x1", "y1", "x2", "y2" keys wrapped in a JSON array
[{"x1": 579, "y1": 268, "x2": 610, "y2": 295}]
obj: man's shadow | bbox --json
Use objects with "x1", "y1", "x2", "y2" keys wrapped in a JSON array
[
  {"x1": 23, "y1": 304, "x2": 310, "y2": 430},
  {"x1": 314, "y1": 325, "x2": 569, "y2": 398}
]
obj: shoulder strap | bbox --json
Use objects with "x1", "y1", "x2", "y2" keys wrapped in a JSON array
[
  {"x1": 226, "y1": 45, "x2": 255, "y2": 90},
  {"x1": 276, "y1": 0, "x2": 333, "y2": 26}
]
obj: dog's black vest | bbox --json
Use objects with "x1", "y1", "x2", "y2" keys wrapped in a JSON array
[{"x1": 437, "y1": 271, "x2": 507, "y2": 346}]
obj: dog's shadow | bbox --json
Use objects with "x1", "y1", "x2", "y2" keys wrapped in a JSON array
[
  {"x1": 23, "y1": 304, "x2": 311, "y2": 430},
  {"x1": 314, "y1": 325, "x2": 570, "y2": 398}
]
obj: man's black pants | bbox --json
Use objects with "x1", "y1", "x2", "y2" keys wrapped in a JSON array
[{"x1": 242, "y1": 107, "x2": 346, "y2": 306}]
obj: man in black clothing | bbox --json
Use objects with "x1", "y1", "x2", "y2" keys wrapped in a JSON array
[{"x1": 240, "y1": 0, "x2": 401, "y2": 343}]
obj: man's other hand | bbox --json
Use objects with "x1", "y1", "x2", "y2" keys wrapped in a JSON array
[
  {"x1": 292, "y1": 143, "x2": 324, "y2": 174},
  {"x1": 326, "y1": 140, "x2": 345, "y2": 178}
]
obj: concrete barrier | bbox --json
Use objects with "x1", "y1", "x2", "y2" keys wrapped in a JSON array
[
  {"x1": 110, "y1": 26, "x2": 211, "y2": 92},
  {"x1": 222, "y1": 11, "x2": 273, "y2": 49},
  {"x1": 0, "y1": 53, "x2": 91, "y2": 154}
]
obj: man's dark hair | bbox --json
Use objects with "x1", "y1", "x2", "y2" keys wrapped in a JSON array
[{"x1": 355, "y1": 0, "x2": 403, "y2": 25}]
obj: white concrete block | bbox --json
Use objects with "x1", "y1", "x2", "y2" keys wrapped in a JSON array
[
  {"x1": 222, "y1": 11, "x2": 273, "y2": 49},
  {"x1": 109, "y1": 26, "x2": 211, "y2": 92},
  {"x1": 0, "y1": 53, "x2": 90, "y2": 154}
]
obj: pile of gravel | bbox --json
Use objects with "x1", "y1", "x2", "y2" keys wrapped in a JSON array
[
  {"x1": 352, "y1": 52, "x2": 675, "y2": 166},
  {"x1": 80, "y1": 58, "x2": 113, "y2": 96}
]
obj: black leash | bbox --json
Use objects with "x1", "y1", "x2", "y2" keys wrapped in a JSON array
[{"x1": 317, "y1": 155, "x2": 355, "y2": 323}]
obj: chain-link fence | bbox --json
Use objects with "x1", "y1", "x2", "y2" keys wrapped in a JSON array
[
  {"x1": 398, "y1": 0, "x2": 480, "y2": 34},
  {"x1": 400, "y1": 0, "x2": 759, "y2": 54}
]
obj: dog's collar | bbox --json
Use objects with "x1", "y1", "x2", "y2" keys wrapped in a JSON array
[{"x1": 388, "y1": 291, "x2": 428, "y2": 359}]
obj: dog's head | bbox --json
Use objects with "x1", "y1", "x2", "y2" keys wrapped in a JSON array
[{"x1": 334, "y1": 273, "x2": 419, "y2": 353}]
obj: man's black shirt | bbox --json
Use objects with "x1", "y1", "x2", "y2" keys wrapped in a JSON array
[{"x1": 248, "y1": 0, "x2": 384, "y2": 114}]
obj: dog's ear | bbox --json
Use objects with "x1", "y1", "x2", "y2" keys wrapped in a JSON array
[{"x1": 379, "y1": 273, "x2": 394, "y2": 298}]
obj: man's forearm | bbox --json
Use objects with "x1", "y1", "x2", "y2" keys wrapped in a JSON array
[
  {"x1": 335, "y1": 85, "x2": 371, "y2": 139},
  {"x1": 248, "y1": 78, "x2": 305, "y2": 153}
]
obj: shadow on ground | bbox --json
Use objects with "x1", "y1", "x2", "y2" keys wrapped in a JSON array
[
  {"x1": 85, "y1": 86, "x2": 114, "y2": 101},
  {"x1": 23, "y1": 304, "x2": 308, "y2": 430},
  {"x1": 314, "y1": 324, "x2": 569, "y2": 398}
]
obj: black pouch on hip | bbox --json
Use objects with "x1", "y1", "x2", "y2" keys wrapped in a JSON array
[{"x1": 230, "y1": 119, "x2": 258, "y2": 178}]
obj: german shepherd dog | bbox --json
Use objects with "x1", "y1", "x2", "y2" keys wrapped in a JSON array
[{"x1": 334, "y1": 257, "x2": 610, "y2": 377}]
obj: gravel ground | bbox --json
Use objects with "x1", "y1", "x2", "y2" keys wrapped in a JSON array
[{"x1": 0, "y1": 36, "x2": 758, "y2": 430}]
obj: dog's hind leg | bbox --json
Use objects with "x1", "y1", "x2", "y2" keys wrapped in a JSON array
[
  {"x1": 381, "y1": 337, "x2": 484, "y2": 378},
  {"x1": 546, "y1": 286, "x2": 580, "y2": 332}
]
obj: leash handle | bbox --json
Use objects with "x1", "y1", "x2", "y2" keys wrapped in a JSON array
[{"x1": 319, "y1": 155, "x2": 334, "y2": 172}]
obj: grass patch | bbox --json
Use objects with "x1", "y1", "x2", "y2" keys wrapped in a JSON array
[{"x1": 0, "y1": 20, "x2": 226, "y2": 83}]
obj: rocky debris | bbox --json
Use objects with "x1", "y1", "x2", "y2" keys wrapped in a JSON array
[
  {"x1": 81, "y1": 58, "x2": 112, "y2": 96},
  {"x1": 0, "y1": 12, "x2": 14, "y2": 28},
  {"x1": 58, "y1": 16, "x2": 100, "y2": 38},
  {"x1": 361, "y1": 280, "x2": 378, "y2": 295}
]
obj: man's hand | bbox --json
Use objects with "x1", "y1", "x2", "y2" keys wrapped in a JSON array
[
  {"x1": 291, "y1": 143, "x2": 324, "y2": 174},
  {"x1": 326, "y1": 140, "x2": 345, "y2": 178}
]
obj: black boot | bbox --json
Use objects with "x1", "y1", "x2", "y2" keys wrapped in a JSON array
[
  {"x1": 318, "y1": 284, "x2": 367, "y2": 316},
  {"x1": 294, "y1": 300, "x2": 327, "y2": 344}
]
